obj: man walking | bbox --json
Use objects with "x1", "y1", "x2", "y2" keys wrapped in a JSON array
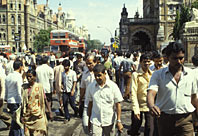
[
  {"x1": 5, "y1": 60, "x2": 24, "y2": 136},
  {"x1": 128, "y1": 53, "x2": 152, "y2": 136},
  {"x1": 36, "y1": 56, "x2": 54, "y2": 120},
  {"x1": 87, "y1": 64, "x2": 123, "y2": 135},
  {"x1": 62, "y1": 59, "x2": 78, "y2": 123},
  {"x1": 147, "y1": 42, "x2": 198, "y2": 136}
]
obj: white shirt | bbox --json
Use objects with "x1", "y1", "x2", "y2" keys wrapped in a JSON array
[
  {"x1": 113, "y1": 56, "x2": 124, "y2": 71},
  {"x1": 5, "y1": 71, "x2": 23, "y2": 104},
  {"x1": 36, "y1": 64, "x2": 54, "y2": 93},
  {"x1": 80, "y1": 70, "x2": 95, "y2": 89},
  {"x1": 5, "y1": 60, "x2": 14, "y2": 75},
  {"x1": 50, "y1": 55, "x2": 56, "y2": 62},
  {"x1": 193, "y1": 67, "x2": 198, "y2": 94},
  {"x1": 86, "y1": 79, "x2": 123, "y2": 127},
  {"x1": 62, "y1": 69, "x2": 77, "y2": 93},
  {"x1": 148, "y1": 66, "x2": 197, "y2": 114}
]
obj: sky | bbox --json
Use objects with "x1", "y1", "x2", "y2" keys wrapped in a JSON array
[{"x1": 37, "y1": 0, "x2": 143, "y2": 45}]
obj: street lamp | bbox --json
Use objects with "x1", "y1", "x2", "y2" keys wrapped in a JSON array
[{"x1": 97, "y1": 26, "x2": 113, "y2": 43}]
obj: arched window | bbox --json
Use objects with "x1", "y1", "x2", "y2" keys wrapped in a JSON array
[
  {"x1": 3, "y1": 33, "x2": 6, "y2": 40},
  {"x1": 3, "y1": 15, "x2": 6, "y2": 24},
  {"x1": 0, "y1": 15, "x2": 1, "y2": 24},
  {"x1": 18, "y1": 15, "x2": 21, "y2": 24},
  {"x1": 11, "y1": 15, "x2": 15, "y2": 24}
]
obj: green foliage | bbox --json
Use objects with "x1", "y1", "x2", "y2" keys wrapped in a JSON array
[
  {"x1": 33, "y1": 28, "x2": 52, "y2": 52},
  {"x1": 192, "y1": 1, "x2": 198, "y2": 9},
  {"x1": 173, "y1": 5, "x2": 191, "y2": 40},
  {"x1": 86, "y1": 39, "x2": 103, "y2": 51}
]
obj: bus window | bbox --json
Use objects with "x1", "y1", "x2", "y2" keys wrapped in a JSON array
[
  {"x1": 59, "y1": 33, "x2": 65, "y2": 38},
  {"x1": 52, "y1": 33, "x2": 58, "y2": 38},
  {"x1": 51, "y1": 46, "x2": 59, "y2": 52}
]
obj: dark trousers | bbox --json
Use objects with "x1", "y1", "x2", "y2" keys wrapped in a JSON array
[
  {"x1": 79, "y1": 101, "x2": 84, "y2": 118},
  {"x1": 157, "y1": 112, "x2": 194, "y2": 136},
  {"x1": 62, "y1": 92, "x2": 78, "y2": 120},
  {"x1": 129, "y1": 111, "x2": 150, "y2": 136},
  {"x1": 7, "y1": 103, "x2": 24, "y2": 136}
]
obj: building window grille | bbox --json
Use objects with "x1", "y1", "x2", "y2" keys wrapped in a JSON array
[{"x1": 0, "y1": 15, "x2": 1, "y2": 24}]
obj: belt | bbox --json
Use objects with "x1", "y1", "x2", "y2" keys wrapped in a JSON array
[{"x1": 161, "y1": 112, "x2": 191, "y2": 117}]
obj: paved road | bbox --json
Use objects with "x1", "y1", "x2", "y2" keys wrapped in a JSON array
[{"x1": 0, "y1": 96, "x2": 145, "y2": 136}]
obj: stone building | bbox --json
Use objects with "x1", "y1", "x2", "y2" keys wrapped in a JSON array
[
  {"x1": 119, "y1": 0, "x2": 194, "y2": 53},
  {"x1": 0, "y1": 0, "x2": 89, "y2": 51}
]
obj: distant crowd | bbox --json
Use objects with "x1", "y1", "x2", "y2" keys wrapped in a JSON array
[{"x1": 0, "y1": 41, "x2": 198, "y2": 136}]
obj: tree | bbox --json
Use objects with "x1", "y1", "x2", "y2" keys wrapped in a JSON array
[
  {"x1": 173, "y1": 5, "x2": 191, "y2": 40},
  {"x1": 86, "y1": 39, "x2": 103, "y2": 51},
  {"x1": 192, "y1": 1, "x2": 198, "y2": 9},
  {"x1": 33, "y1": 28, "x2": 52, "y2": 52}
]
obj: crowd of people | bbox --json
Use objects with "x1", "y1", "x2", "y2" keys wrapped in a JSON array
[{"x1": 0, "y1": 41, "x2": 198, "y2": 136}]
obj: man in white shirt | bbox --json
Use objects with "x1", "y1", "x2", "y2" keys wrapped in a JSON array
[
  {"x1": 147, "y1": 42, "x2": 198, "y2": 136},
  {"x1": 36, "y1": 56, "x2": 54, "y2": 119},
  {"x1": 5, "y1": 60, "x2": 24, "y2": 136},
  {"x1": 61, "y1": 59, "x2": 78, "y2": 123},
  {"x1": 79, "y1": 53, "x2": 97, "y2": 134},
  {"x1": 0, "y1": 69, "x2": 11, "y2": 129},
  {"x1": 49, "y1": 52, "x2": 56, "y2": 68},
  {"x1": 87, "y1": 64, "x2": 123, "y2": 135}
]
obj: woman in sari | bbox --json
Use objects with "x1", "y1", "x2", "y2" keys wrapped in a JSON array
[{"x1": 22, "y1": 69, "x2": 53, "y2": 136}]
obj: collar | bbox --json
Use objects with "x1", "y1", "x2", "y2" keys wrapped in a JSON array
[
  {"x1": 137, "y1": 67, "x2": 152, "y2": 75},
  {"x1": 95, "y1": 79, "x2": 111, "y2": 88},
  {"x1": 165, "y1": 65, "x2": 188, "y2": 75}
]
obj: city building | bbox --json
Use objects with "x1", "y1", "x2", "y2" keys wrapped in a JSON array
[
  {"x1": 0, "y1": 0, "x2": 89, "y2": 51},
  {"x1": 119, "y1": 0, "x2": 195, "y2": 53}
]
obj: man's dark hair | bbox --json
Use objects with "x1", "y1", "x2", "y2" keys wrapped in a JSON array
[
  {"x1": 76, "y1": 53, "x2": 82, "y2": 58},
  {"x1": 192, "y1": 54, "x2": 198, "y2": 66},
  {"x1": 140, "y1": 53, "x2": 151, "y2": 62},
  {"x1": 162, "y1": 47, "x2": 167, "y2": 55},
  {"x1": 85, "y1": 53, "x2": 97, "y2": 63},
  {"x1": 126, "y1": 52, "x2": 131, "y2": 58},
  {"x1": 152, "y1": 50, "x2": 163, "y2": 59},
  {"x1": 93, "y1": 64, "x2": 106, "y2": 73},
  {"x1": 27, "y1": 69, "x2": 36, "y2": 77},
  {"x1": 42, "y1": 56, "x2": 49, "y2": 64},
  {"x1": 116, "y1": 50, "x2": 123, "y2": 56},
  {"x1": 166, "y1": 42, "x2": 185, "y2": 57},
  {"x1": 62, "y1": 59, "x2": 70, "y2": 67},
  {"x1": 13, "y1": 60, "x2": 22, "y2": 70}
]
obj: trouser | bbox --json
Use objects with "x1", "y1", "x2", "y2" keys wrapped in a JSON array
[
  {"x1": 123, "y1": 71, "x2": 132, "y2": 98},
  {"x1": 7, "y1": 103, "x2": 24, "y2": 136},
  {"x1": 91, "y1": 123, "x2": 114, "y2": 136},
  {"x1": 0, "y1": 106, "x2": 11, "y2": 127},
  {"x1": 79, "y1": 101, "x2": 89, "y2": 134},
  {"x1": 115, "y1": 70, "x2": 120, "y2": 86},
  {"x1": 129, "y1": 111, "x2": 150, "y2": 136},
  {"x1": 150, "y1": 115, "x2": 159, "y2": 136},
  {"x1": 62, "y1": 92, "x2": 78, "y2": 120},
  {"x1": 157, "y1": 112, "x2": 194, "y2": 136}
]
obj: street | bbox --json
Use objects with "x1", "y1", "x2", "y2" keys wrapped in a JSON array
[{"x1": 0, "y1": 95, "x2": 145, "y2": 136}]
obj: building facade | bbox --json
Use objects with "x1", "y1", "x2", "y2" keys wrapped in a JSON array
[
  {"x1": 119, "y1": 0, "x2": 194, "y2": 52},
  {"x1": 0, "y1": 0, "x2": 89, "y2": 51}
]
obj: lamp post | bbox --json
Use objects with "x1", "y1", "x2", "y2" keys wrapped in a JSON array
[{"x1": 97, "y1": 26, "x2": 113, "y2": 43}]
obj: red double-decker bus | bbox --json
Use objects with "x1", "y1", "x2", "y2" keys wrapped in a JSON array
[
  {"x1": 0, "y1": 45, "x2": 12, "y2": 57},
  {"x1": 50, "y1": 29, "x2": 80, "y2": 53},
  {"x1": 78, "y1": 37, "x2": 87, "y2": 53}
]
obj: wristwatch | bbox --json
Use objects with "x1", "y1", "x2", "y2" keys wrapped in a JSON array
[{"x1": 117, "y1": 119, "x2": 121, "y2": 123}]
